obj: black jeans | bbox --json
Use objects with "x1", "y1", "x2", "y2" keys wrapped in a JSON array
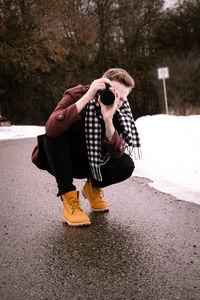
[{"x1": 43, "y1": 131, "x2": 135, "y2": 196}]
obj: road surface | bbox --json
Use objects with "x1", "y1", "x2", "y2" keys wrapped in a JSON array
[{"x1": 0, "y1": 138, "x2": 200, "y2": 299}]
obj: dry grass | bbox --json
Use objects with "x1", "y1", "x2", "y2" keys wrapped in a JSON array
[{"x1": 168, "y1": 105, "x2": 200, "y2": 116}]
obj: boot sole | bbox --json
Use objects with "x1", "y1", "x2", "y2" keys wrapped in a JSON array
[
  {"x1": 82, "y1": 190, "x2": 109, "y2": 212},
  {"x1": 62, "y1": 216, "x2": 91, "y2": 226},
  {"x1": 91, "y1": 207, "x2": 109, "y2": 212}
]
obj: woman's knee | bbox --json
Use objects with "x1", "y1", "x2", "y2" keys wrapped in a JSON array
[
  {"x1": 121, "y1": 154, "x2": 135, "y2": 178},
  {"x1": 113, "y1": 154, "x2": 134, "y2": 182}
]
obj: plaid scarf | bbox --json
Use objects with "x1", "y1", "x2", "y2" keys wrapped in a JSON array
[{"x1": 85, "y1": 98, "x2": 141, "y2": 181}]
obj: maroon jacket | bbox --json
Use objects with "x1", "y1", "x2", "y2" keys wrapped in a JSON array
[{"x1": 32, "y1": 84, "x2": 124, "y2": 169}]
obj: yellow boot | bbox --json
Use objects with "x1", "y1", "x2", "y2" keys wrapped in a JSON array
[
  {"x1": 62, "y1": 191, "x2": 91, "y2": 226},
  {"x1": 82, "y1": 179, "x2": 109, "y2": 212}
]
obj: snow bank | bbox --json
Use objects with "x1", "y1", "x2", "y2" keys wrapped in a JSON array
[{"x1": 134, "y1": 115, "x2": 200, "y2": 205}]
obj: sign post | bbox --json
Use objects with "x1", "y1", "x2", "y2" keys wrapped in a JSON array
[{"x1": 157, "y1": 67, "x2": 169, "y2": 114}]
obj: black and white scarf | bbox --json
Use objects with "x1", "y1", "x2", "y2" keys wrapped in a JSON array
[{"x1": 85, "y1": 98, "x2": 141, "y2": 181}]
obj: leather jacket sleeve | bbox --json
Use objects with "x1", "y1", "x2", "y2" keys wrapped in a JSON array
[
  {"x1": 102, "y1": 130, "x2": 124, "y2": 159},
  {"x1": 45, "y1": 93, "x2": 82, "y2": 138}
]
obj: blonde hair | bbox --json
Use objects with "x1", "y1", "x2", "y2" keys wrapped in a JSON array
[{"x1": 102, "y1": 68, "x2": 135, "y2": 89}]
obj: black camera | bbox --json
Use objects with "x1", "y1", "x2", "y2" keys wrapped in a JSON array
[{"x1": 97, "y1": 83, "x2": 115, "y2": 105}]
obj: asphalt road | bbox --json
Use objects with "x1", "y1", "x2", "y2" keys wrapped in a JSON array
[{"x1": 0, "y1": 138, "x2": 200, "y2": 300}]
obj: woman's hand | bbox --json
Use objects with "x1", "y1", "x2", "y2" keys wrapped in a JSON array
[
  {"x1": 86, "y1": 78, "x2": 113, "y2": 100},
  {"x1": 76, "y1": 78, "x2": 112, "y2": 114}
]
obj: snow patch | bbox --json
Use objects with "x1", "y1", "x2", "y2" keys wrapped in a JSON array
[{"x1": 0, "y1": 125, "x2": 45, "y2": 140}]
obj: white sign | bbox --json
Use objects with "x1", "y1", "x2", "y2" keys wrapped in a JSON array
[{"x1": 157, "y1": 67, "x2": 169, "y2": 79}]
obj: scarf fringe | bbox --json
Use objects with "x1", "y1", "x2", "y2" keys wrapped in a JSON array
[
  {"x1": 133, "y1": 147, "x2": 142, "y2": 160},
  {"x1": 91, "y1": 166, "x2": 102, "y2": 182}
]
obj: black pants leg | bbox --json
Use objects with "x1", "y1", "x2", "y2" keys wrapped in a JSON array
[
  {"x1": 43, "y1": 132, "x2": 135, "y2": 196},
  {"x1": 43, "y1": 132, "x2": 90, "y2": 196},
  {"x1": 91, "y1": 154, "x2": 135, "y2": 188}
]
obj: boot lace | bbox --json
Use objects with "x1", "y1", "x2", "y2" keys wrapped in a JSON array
[
  {"x1": 89, "y1": 182, "x2": 103, "y2": 200},
  {"x1": 68, "y1": 199, "x2": 83, "y2": 213},
  {"x1": 64, "y1": 191, "x2": 83, "y2": 213}
]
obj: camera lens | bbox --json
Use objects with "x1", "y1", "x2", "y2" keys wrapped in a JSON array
[{"x1": 100, "y1": 83, "x2": 115, "y2": 105}]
